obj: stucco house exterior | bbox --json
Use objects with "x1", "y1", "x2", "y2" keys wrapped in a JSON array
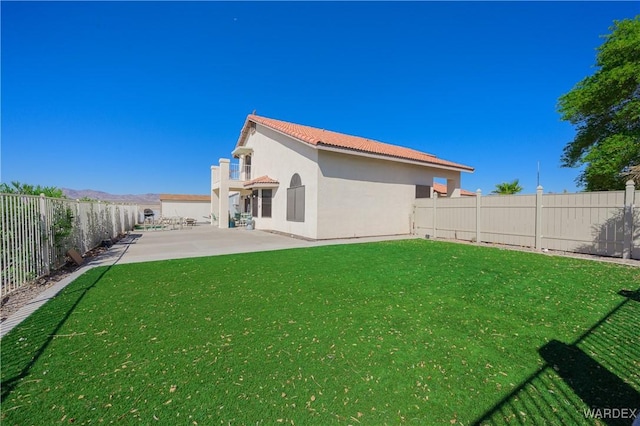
[{"x1": 211, "y1": 114, "x2": 473, "y2": 240}]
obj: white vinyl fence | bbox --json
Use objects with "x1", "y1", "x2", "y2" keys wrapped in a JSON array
[
  {"x1": 413, "y1": 181, "x2": 639, "y2": 260},
  {"x1": 0, "y1": 194, "x2": 138, "y2": 296}
]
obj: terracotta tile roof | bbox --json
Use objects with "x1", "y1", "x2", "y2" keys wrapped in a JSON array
[
  {"x1": 432, "y1": 183, "x2": 476, "y2": 197},
  {"x1": 244, "y1": 175, "x2": 280, "y2": 187},
  {"x1": 160, "y1": 194, "x2": 211, "y2": 202},
  {"x1": 242, "y1": 114, "x2": 473, "y2": 172}
]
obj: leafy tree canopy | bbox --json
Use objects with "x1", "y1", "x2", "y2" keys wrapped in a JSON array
[
  {"x1": 558, "y1": 16, "x2": 640, "y2": 191},
  {"x1": 0, "y1": 181, "x2": 65, "y2": 198},
  {"x1": 492, "y1": 179, "x2": 523, "y2": 195}
]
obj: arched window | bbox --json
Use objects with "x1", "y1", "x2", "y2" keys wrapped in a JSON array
[
  {"x1": 290, "y1": 173, "x2": 302, "y2": 188},
  {"x1": 287, "y1": 173, "x2": 305, "y2": 222}
]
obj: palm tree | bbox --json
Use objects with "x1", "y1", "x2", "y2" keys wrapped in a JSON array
[
  {"x1": 492, "y1": 179, "x2": 523, "y2": 195},
  {"x1": 625, "y1": 165, "x2": 640, "y2": 184}
]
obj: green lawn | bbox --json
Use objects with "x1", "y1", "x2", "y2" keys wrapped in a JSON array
[{"x1": 2, "y1": 240, "x2": 639, "y2": 425}]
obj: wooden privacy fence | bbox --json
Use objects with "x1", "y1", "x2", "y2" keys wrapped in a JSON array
[
  {"x1": 413, "y1": 180, "x2": 639, "y2": 260},
  {"x1": 0, "y1": 194, "x2": 139, "y2": 297}
]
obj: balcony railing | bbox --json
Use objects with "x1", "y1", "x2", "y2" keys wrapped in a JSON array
[{"x1": 229, "y1": 163, "x2": 251, "y2": 181}]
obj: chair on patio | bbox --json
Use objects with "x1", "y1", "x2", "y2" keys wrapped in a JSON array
[
  {"x1": 239, "y1": 213, "x2": 252, "y2": 227},
  {"x1": 235, "y1": 213, "x2": 244, "y2": 227}
]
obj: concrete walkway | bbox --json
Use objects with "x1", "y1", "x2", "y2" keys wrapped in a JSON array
[{"x1": 0, "y1": 226, "x2": 415, "y2": 338}]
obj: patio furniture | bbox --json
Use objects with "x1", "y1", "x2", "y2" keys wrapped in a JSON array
[{"x1": 239, "y1": 213, "x2": 251, "y2": 227}]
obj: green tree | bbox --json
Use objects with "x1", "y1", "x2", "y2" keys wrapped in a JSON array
[
  {"x1": 0, "y1": 181, "x2": 73, "y2": 251},
  {"x1": 492, "y1": 179, "x2": 523, "y2": 195},
  {"x1": 0, "y1": 181, "x2": 65, "y2": 198},
  {"x1": 557, "y1": 16, "x2": 640, "y2": 191}
]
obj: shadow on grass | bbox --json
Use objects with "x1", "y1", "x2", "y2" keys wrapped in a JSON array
[
  {"x1": 0, "y1": 241, "x2": 133, "y2": 403},
  {"x1": 473, "y1": 288, "x2": 640, "y2": 425}
]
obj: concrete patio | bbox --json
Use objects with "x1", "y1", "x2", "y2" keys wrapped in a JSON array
[{"x1": 92, "y1": 225, "x2": 416, "y2": 266}]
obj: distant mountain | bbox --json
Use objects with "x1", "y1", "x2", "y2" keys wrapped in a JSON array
[{"x1": 62, "y1": 188, "x2": 160, "y2": 204}]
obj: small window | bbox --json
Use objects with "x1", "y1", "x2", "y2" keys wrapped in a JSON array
[
  {"x1": 416, "y1": 185, "x2": 431, "y2": 199},
  {"x1": 261, "y1": 189, "x2": 272, "y2": 218},
  {"x1": 287, "y1": 174, "x2": 305, "y2": 222}
]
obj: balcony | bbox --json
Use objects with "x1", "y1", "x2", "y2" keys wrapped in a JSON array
[
  {"x1": 212, "y1": 159, "x2": 252, "y2": 195},
  {"x1": 229, "y1": 163, "x2": 251, "y2": 181}
]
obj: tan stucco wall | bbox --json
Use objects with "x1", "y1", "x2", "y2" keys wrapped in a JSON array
[
  {"x1": 161, "y1": 201, "x2": 211, "y2": 222},
  {"x1": 315, "y1": 150, "x2": 460, "y2": 239}
]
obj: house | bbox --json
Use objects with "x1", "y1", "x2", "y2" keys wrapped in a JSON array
[
  {"x1": 160, "y1": 194, "x2": 211, "y2": 223},
  {"x1": 432, "y1": 182, "x2": 476, "y2": 197},
  {"x1": 211, "y1": 114, "x2": 474, "y2": 240}
]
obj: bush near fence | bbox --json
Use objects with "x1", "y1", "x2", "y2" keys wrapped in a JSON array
[
  {"x1": 0, "y1": 194, "x2": 138, "y2": 297},
  {"x1": 413, "y1": 181, "x2": 639, "y2": 260}
]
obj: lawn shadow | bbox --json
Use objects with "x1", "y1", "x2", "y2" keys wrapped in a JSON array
[
  {"x1": 0, "y1": 243, "x2": 132, "y2": 402},
  {"x1": 473, "y1": 288, "x2": 640, "y2": 425},
  {"x1": 618, "y1": 289, "x2": 640, "y2": 302},
  {"x1": 539, "y1": 340, "x2": 639, "y2": 424}
]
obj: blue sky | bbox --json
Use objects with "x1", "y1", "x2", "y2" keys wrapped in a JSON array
[{"x1": 2, "y1": 1, "x2": 638, "y2": 195}]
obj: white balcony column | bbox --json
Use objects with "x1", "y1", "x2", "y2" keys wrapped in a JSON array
[
  {"x1": 447, "y1": 175, "x2": 461, "y2": 198},
  {"x1": 238, "y1": 154, "x2": 246, "y2": 181},
  {"x1": 211, "y1": 165, "x2": 220, "y2": 185},
  {"x1": 218, "y1": 159, "x2": 230, "y2": 228},
  {"x1": 210, "y1": 190, "x2": 220, "y2": 226},
  {"x1": 210, "y1": 165, "x2": 220, "y2": 226}
]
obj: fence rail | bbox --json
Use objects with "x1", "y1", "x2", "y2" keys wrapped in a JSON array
[
  {"x1": 0, "y1": 193, "x2": 138, "y2": 297},
  {"x1": 413, "y1": 181, "x2": 639, "y2": 260}
]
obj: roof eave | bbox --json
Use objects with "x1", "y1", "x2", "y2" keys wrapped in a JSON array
[
  {"x1": 234, "y1": 117, "x2": 255, "y2": 149},
  {"x1": 244, "y1": 182, "x2": 280, "y2": 189},
  {"x1": 232, "y1": 146, "x2": 253, "y2": 157},
  {"x1": 316, "y1": 144, "x2": 474, "y2": 173}
]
